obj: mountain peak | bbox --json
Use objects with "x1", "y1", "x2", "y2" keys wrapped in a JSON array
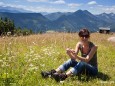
[
  {"x1": 73, "y1": 10, "x2": 93, "y2": 17},
  {"x1": 74, "y1": 9, "x2": 83, "y2": 13},
  {"x1": 74, "y1": 10, "x2": 91, "y2": 14},
  {"x1": 83, "y1": 10, "x2": 91, "y2": 14}
]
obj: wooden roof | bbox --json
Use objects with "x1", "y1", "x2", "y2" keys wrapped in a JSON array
[{"x1": 99, "y1": 27, "x2": 110, "y2": 30}]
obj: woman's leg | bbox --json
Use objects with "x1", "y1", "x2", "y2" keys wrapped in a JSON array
[
  {"x1": 53, "y1": 61, "x2": 98, "y2": 81},
  {"x1": 56, "y1": 59, "x2": 78, "y2": 73},
  {"x1": 85, "y1": 64, "x2": 98, "y2": 76},
  {"x1": 41, "y1": 59, "x2": 78, "y2": 78},
  {"x1": 66, "y1": 61, "x2": 98, "y2": 76},
  {"x1": 51, "y1": 59, "x2": 78, "y2": 81}
]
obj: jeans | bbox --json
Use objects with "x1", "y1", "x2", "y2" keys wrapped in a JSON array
[{"x1": 58, "y1": 59, "x2": 98, "y2": 76}]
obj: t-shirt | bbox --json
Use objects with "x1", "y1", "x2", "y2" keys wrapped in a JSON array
[{"x1": 79, "y1": 42, "x2": 97, "y2": 67}]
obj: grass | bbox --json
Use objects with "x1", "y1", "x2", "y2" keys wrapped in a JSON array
[{"x1": 0, "y1": 32, "x2": 115, "y2": 86}]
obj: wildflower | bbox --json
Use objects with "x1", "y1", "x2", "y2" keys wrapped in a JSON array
[
  {"x1": 32, "y1": 42, "x2": 36, "y2": 45},
  {"x1": 33, "y1": 57, "x2": 39, "y2": 61},
  {"x1": 0, "y1": 60, "x2": 3, "y2": 63},
  {"x1": 29, "y1": 63, "x2": 34, "y2": 67},
  {"x1": 28, "y1": 66, "x2": 38, "y2": 71},
  {"x1": 40, "y1": 64, "x2": 45, "y2": 67}
]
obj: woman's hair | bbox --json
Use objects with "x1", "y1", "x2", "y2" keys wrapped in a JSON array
[{"x1": 78, "y1": 28, "x2": 90, "y2": 38}]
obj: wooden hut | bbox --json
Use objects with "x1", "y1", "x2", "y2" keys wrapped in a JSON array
[{"x1": 99, "y1": 27, "x2": 110, "y2": 34}]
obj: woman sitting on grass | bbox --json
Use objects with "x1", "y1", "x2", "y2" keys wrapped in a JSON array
[{"x1": 41, "y1": 28, "x2": 98, "y2": 82}]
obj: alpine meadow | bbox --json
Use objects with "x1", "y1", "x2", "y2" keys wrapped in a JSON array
[
  {"x1": 0, "y1": 32, "x2": 115, "y2": 86},
  {"x1": 1, "y1": 0, "x2": 115, "y2": 86}
]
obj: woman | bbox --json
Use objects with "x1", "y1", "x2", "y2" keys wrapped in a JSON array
[{"x1": 41, "y1": 29, "x2": 98, "y2": 82}]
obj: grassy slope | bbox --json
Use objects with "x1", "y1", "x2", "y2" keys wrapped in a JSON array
[{"x1": 0, "y1": 33, "x2": 115, "y2": 86}]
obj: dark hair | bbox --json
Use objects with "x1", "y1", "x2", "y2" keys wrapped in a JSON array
[{"x1": 78, "y1": 28, "x2": 90, "y2": 38}]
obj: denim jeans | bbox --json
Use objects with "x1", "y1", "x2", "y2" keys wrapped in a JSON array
[{"x1": 58, "y1": 59, "x2": 98, "y2": 76}]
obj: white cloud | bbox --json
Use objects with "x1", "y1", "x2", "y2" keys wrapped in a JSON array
[
  {"x1": 27, "y1": 0, "x2": 48, "y2": 2},
  {"x1": 50, "y1": 0, "x2": 65, "y2": 4},
  {"x1": 89, "y1": 5, "x2": 115, "y2": 14},
  {"x1": 101, "y1": 6, "x2": 115, "y2": 13},
  {"x1": 25, "y1": 6, "x2": 71, "y2": 13},
  {"x1": 0, "y1": 1, "x2": 68, "y2": 12},
  {"x1": 26, "y1": 4, "x2": 115, "y2": 13},
  {"x1": 14, "y1": 0, "x2": 20, "y2": 3},
  {"x1": 68, "y1": 3, "x2": 82, "y2": 8},
  {"x1": 0, "y1": 2, "x2": 4, "y2": 6},
  {"x1": 1, "y1": 1, "x2": 115, "y2": 14},
  {"x1": 0, "y1": 2, "x2": 27, "y2": 10},
  {"x1": 27, "y1": 0, "x2": 66, "y2": 4},
  {"x1": 88, "y1": 1, "x2": 97, "y2": 5},
  {"x1": 98, "y1": 5, "x2": 103, "y2": 7}
]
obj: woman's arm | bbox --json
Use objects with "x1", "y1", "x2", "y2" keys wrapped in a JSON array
[
  {"x1": 75, "y1": 45, "x2": 98, "y2": 62},
  {"x1": 66, "y1": 42, "x2": 80, "y2": 59},
  {"x1": 74, "y1": 42, "x2": 80, "y2": 55}
]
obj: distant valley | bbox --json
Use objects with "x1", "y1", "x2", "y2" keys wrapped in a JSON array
[{"x1": 0, "y1": 9, "x2": 115, "y2": 32}]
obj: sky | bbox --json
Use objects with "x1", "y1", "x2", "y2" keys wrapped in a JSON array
[{"x1": 0, "y1": 0, "x2": 115, "y2": 14}]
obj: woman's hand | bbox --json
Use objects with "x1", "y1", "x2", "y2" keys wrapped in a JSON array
[
  {"x1": 66, "y1": 48, "x2": 71, "y2": 54},
  {"x1": 66, "y1": 48, "x2": 76, "y2": 59},
  {"x1": 71, "y1": 49, "x2": 76, "y2": 54},
  {"x1": 66, "y1": 48, "x2": 75, "y2": 54}
]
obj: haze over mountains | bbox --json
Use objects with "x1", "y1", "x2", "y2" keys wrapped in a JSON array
[
  {"x1": 0, "y1": 6, "x2": 32, "y2": 13},
  {"x1": 0, "y1": 6, "x2": 115, "y2": 32}
]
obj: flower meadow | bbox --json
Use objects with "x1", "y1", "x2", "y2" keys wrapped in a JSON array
[{"x1": 0, "y1": 32, "x2": 115, "y2": 86}]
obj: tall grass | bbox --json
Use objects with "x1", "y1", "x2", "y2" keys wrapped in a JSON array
[{"x1": 0, "y1": 32, "x2": 115, "y2": 86}]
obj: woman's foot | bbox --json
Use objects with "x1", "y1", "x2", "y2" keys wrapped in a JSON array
[
  {"x1": 52, "y1": 73, "x2": 67, "y2": 82},
  {"x1": 41, "y1": 69, "x2": 56, "y2": 78}
]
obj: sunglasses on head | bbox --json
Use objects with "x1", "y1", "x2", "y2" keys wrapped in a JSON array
[{"x1": 80, "y1": 35, "x2": 89, "y2": 38}]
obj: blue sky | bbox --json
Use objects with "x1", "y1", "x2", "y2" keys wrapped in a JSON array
[{"x1": 0, "y1": 0, "x2": 115, "y2": 14}]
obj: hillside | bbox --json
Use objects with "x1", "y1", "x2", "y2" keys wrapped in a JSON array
[
  {"x1": 52, "y1": 10, "x2": 110, "y2": 32},
  {"x1": 45, "y1": 12, "x2": 72, "y2": 21},
  {"x1": 0, "y1": 12, "x2": 51, "y2": 32},
  {"x1": 0, "y1": 10, "x2": 115, "y2": 32}
]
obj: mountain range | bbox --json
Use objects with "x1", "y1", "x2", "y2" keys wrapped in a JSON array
[{"x1": 0, "y1": 8, "x2": 115, "y2": 32}]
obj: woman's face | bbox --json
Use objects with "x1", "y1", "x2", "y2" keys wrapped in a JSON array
[{"x1": 79, "y1": 34, "x2": 89, "y2": 43}]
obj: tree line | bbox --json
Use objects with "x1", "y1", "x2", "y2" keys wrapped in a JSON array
[{"x1": 0, "y1": 17, "x2": 33, "y2": 36}]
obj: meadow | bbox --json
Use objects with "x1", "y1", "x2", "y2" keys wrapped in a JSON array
[{"x1": 0, "y1": 32, "x2": 115, "y2": 86}]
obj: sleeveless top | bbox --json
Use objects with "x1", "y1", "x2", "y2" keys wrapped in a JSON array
[{"x1": 79, "y1": 42, "x2": 97, "y2": 67}]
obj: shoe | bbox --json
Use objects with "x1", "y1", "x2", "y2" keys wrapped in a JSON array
[
  {"x1": 41, "y1": 69, "x2": 56, "y2": 78},
  {"x1": 52, "y1": 73, "x2": 67, "y2": 82}
]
